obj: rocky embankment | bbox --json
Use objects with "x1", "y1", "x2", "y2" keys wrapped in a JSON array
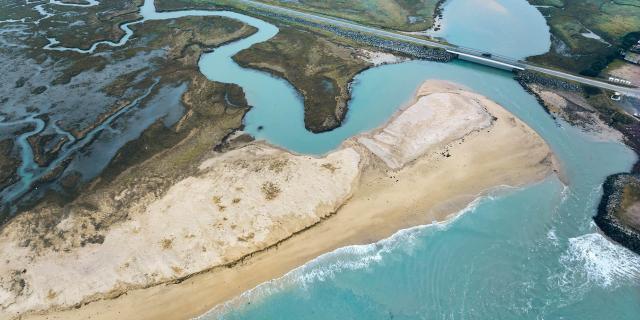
[
  {"x1": 517, "y1": 70, "x2": 640, "y2": 255},
  {"x1": 253, "y1": 9, "x2": 455, "y2": 61},
  {"x1": 522, "y1": 83, "x2": 623, "y2": 141},
  {"x1": 516, "y1": 70, "x2": 580, "y2": 92},
  {"x1": 0, "y1": 80, "x2": 557, "y2": 320},
  {"x1": 595, "y1": 174, "x2": 640, "y2": 254}
]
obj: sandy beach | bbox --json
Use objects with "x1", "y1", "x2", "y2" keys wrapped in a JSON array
[{"x1": 3, "y1": 80, "x2": 558, "y2": 320}]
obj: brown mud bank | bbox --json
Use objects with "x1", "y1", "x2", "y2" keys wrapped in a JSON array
[
  {"x1": 232, "y1": 26, "x2": 371, "y2": 133},
  {"x1": 0, "y1": 140, "x2": 21, "y2": 192},
  {"x1": 3, "y1": 80, "x2": 558, "y2": 320}
]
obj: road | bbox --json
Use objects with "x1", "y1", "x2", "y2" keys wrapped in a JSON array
[{"x1": 237, "y1": 0, "x2": 640, "y2": 98}]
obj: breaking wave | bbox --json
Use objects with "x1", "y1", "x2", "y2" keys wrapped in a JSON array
[
  {"x1": 198, "y1": 195, "x2": 497, "y2": 319},
  {"x1": 558, "y1": 232, "x2": 640, "y2": 290}
]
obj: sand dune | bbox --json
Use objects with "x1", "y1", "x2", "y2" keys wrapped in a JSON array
[{"x1": 2, "y1": 80, "x2": 558, "y2": 320}]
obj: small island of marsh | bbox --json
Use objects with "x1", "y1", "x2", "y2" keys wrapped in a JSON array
[{"x1": 0, "y1": 81, "x2": 558, "y2": 320}]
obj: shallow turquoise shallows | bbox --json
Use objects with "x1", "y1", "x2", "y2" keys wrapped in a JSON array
[
  {"x1": 201, "y1": 58, "x2": 640, "y2": 319},
  {"x1": 428, "y1": 0, "x2": 551, "y2": 59},
  {"x1": 193, "y1": 1, "x2": 639, "y2": 318}
]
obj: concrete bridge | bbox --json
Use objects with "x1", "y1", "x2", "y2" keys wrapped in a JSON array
[{"x1": 446, "y1": 49, "x2": 525, "y2": 71}]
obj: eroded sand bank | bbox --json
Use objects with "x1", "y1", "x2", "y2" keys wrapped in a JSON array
[{"x1": 2, "y1": 80, "x2": 558, "y2": 320}]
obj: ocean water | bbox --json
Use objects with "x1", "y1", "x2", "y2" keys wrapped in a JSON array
[
  {"x1": 209, "y1": 176, "x2": 640, "y2": 319},
  {"x1": 192, "y1": 1, "x2": 639, "y2": 319},
  {"x1": 200, "y1": 58, "x2": 640, "y2": 319}
]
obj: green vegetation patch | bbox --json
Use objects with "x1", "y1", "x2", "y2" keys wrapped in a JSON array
[
  {"x1": 0, "y1": 139, "x2": 21, "y2": 191},
  {"x1": 1, "y1": 13, "x2": 256, "y2": 231},
  {"x1": 155, "y1": 0, "x2": 442, "y2": 31},
  {"x1": 233, "y1": 27, "x2": 371, "y2": 133},
  {"x1": 618, "y1": 179, "x2": 640, "y2": 234},
  {"x1": 256, "y1": 0, "x2": 442, "y2": 31},
  {"x1": 528, "y1": 0, "x2": 640, "y2": 76}
]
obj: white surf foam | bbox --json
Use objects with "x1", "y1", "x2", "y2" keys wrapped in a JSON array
[
  {"x1": 547, "y1": 228, "x2": 559, "y2": 246},
  {"x1": 197, "y1": 195, "x2": 494, "y2": 319},
  {"x1": 559, "y1": 232, "x2": 640, "y2": 289}
]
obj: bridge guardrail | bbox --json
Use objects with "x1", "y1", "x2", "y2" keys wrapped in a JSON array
[
  {"x1": 449, "y1": 45, "x2": 526, "y2": 67},
  {"x1": 447, "y1": 46, "x2": 526, "y2": 69}
]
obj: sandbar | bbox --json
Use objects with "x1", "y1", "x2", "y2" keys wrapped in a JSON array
[{"x1": 2, "y1": 80, "x2": 558, "y2": 320}]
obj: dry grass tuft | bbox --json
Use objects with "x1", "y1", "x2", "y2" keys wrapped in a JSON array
[
  {"x1": 268, "y1": 159, "x2": 289, "y2": 173},
  {"x1": 46, "y1": 289, "x2": 57, "y2": 300},
  {"x1": 161, "y1": 238, "x2": 173, "y2": 250},
  {"x1": 321, "y1": 163, "x2": 339, "y2": 173},
  {"x1": 261, "y1": 182, "x2": 281, "y2": 200},
  {"x1": 212, "y1": 195, "x2": 226, "y2": 211}
]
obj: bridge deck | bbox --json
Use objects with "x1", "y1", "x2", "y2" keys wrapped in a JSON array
[{"x1": 447, "y1": 50, "x2": 525, "y2": 71}]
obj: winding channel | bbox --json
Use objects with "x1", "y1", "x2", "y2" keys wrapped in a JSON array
[
  {"x1": 0, "y1": 79, "x2": 159, "y2": 206},
  {"x1": 3, "y1": 0, "x2": 640, "y2": 318}
]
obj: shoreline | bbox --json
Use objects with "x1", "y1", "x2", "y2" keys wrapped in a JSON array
[
  {"x1": 203, "y1": 183, "x2": 527, "y2": 317},
  {"x1": 12, "y1": 80, "x2": 558, "y2": 320},
  {"x1": 19, "y1": 181, "x2": 554, "y2": 320},
  {"x1": 515, "y1": 71, "x2": 640, "y2": 255}
]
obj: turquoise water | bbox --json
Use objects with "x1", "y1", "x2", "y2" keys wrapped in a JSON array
[
  {"x1": 198, "y1": 0, "x2": 550, "y2": 155},
  {"x1": 428, "y1": 0, "x2": 550, "y2": 59},
  {"x1": 193, "y1": 1, "x2": 639, "y2": 318},
  {"x1": 202, "y1": 59, "x2": 640, "y2": 319},
  {"x1": 201, "y1": 42, "x2": 547, "y2": 155}
]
